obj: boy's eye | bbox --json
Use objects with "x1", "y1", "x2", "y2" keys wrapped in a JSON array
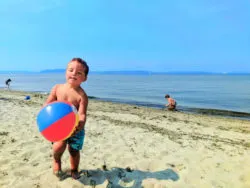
[{"x1": 77, "y1": 72, "x2": 83, "y2": 76}]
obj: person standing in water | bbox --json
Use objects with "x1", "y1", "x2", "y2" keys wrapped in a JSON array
[{"x1": 5, "y1": 78, "x2": 11, "y2": 89}]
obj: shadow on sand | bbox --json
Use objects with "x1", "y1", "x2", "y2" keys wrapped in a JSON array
[{"x1": 73, "y1": 167, "x2": 179, "y2": 187}]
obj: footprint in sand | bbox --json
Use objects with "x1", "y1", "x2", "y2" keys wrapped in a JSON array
[
  {"x1": 13, "y1": 170, "x2": 27, "y2": 177},
  {"x1": 10, "y1": 150, "x2": 20, "y2": 155},
  {"x1": 0, "y1": 170, "x2": 8, "y2": 176},
  {"x1": 1, "y1": 140, "x2": 6, "y2": 145},
  {"x1": 33, "y1": 183, "x2": 41, "y2": 188},
  {"x1": 32, "y1": 162, "x2": 39, "y2": 167}
]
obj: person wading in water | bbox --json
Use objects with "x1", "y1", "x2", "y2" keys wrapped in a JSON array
[{"x1": 5, "y1": 78, "x2": 12, "y2": 89}]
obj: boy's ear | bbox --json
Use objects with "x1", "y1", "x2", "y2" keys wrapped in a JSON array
[{"x1": 83, "y1": 75, "x2": 87, "y2": 82}]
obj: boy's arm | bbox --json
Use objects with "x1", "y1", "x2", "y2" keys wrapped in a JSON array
[
  {"x1": 75, "y1": 93, "x2": 88, "y2": 132},
  {"x1": 43, "y1": 85, "x2": 58, "y2": 106}
]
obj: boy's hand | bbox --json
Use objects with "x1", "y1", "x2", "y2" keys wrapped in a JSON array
[
  {"x1": 75, "y1": 125, "x2": 83, "y2": 133},
  {"x1": 72, "y1": 121, "x2": 84, "y2": 135},
  {"x1": 72, "y1": 128, "x2": 80, "y2": 136}
]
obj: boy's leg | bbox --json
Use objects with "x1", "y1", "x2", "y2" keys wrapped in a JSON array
[
  {"x1": 68, "y1": 146, "x2": 80, "y2": 179},
  {"x1": 67, "y1": 130, "x2": 85, "y2": 179},
  {"x1": 52, "y1": 141, "x2": 67, "y2": 172}
]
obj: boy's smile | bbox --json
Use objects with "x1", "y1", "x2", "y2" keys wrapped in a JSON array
[{"x1": 69, "y1": 76, "x2": 77, "y2": 81}]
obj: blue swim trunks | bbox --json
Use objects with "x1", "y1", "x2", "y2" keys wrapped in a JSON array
[{"x1": 67, "y1": 129, "x2": 85, "y2": 151}]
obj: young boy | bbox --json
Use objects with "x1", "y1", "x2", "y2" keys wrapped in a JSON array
[
  {"x1": 44, "y1": 57, "x2": 89, "y2": 179},
  {"x1": 165, "y1": 94, "x2": 176, "y2": 110}
]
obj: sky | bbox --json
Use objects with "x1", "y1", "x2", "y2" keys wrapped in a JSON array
[{"x1": 0, "y1": 0, "x2": 250, "y2": 72}]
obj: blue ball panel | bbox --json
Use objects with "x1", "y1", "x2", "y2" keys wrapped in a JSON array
[{"x1": 37, "y1": 102, "x2": 74, "y2": 132}]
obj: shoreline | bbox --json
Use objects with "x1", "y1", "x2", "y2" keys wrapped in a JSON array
[
  {"x1": 93, "y1": 97, "x2": 250, "y2": 121},
  {"x1": 1, "y1": 88, "x2": 250, "y2": 120}
]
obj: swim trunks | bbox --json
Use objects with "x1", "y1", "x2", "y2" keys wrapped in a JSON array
[
  {"x1": 67, "y1": 129, "x2": 85, "y2": 151},
  {"x1": 168, "y1": 105, "x2": 176, "y2": 111}
]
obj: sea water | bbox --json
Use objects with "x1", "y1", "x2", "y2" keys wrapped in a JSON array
[{"x1": 0, "y1": 73, "x2": 249, "y2": 114}]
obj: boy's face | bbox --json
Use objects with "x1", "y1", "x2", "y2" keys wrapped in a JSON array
[{"x1": 66, "y1": 61, "x2": 87, "y2": 87}]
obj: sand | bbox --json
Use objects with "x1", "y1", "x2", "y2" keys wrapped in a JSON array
[{"x1": 0, "y1": 89, "x2": 250, "y2": 188}]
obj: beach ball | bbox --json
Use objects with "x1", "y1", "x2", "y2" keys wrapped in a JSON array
[{"x1": 37, "y1": 101, "x2": 79, "y2": 142}]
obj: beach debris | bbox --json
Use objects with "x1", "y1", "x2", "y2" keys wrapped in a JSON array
[
  {"x1": 102, "y1": 164, "x2": 108, "y2": 171},
  {"x1": 0, "y1": 131, "x2": 9, "y2": 136},
  {"x1": 102, "y1": 160, "x2": 108, "y2": 171},
  {"x1": 33, "y1": 93, "x2": 46, "y2": 98},
  {"x1": 125, "y1": 167, "x2": 133, "y2": 172},
  {"x1": 25, "y1": 95, "x2": 31, "y2": 100},
  {"x1": 11, "y1": 138, "x2": 16, "y2": 143}
]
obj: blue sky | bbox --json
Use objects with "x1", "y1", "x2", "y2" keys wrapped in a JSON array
[{"x1": 0, "y1": 0, "x2": 250, "y2": 72}]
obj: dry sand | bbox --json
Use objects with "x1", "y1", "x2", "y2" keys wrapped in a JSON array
[{"x1": 0, "y1": 89, "x2": 250, "y2": 188}]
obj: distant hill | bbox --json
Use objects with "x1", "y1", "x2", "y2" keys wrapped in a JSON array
[
  {"x1": 1, "y1": 69, "x2": 250, "y2": 75},
  {"x1": 39, "y1": 69, "x2": 65, "y2": 73},
  {"x1": 0, "y1": 70, "x2": 34, "y2": 74},
  {"x1": 38, "y1": 69, "x2": 250, "y2": 75},
  {"x1": 38, "y1": 70, "x2": 153, "y2": 74},
  {"x1": 39, "y1": 69, "x2": 152, "y2": 74},
  {"x1": 91, "y1": 71, "x2": 152, "y2": 75},
  {"x1": 38, "y1": 70, "x2": 250, "y2": 75}
]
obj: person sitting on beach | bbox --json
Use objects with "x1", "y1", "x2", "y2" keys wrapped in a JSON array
[
  {"x1": 43, "y1": 58, "x2": 89, "y2": 179},
  {"x1": 165, "y1": 94, "x2": 177, "y2": 110},
  {"x1": 5, "y1": 78, "x2": 11, "y2": 89}
]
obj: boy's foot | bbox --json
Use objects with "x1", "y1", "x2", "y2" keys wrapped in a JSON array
[
  {"x1": 71, "y1": 170, "x2": 80, "y2": 180},
  {"x1": 53, "y1": 170, "x2": 64, "y2": 178}
]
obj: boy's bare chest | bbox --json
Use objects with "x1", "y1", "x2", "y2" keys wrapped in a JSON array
[{"x1": 56, "y1": 90, "x2": 80, "y2": 108}]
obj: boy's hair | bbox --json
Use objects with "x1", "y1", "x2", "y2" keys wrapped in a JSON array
[
  {"x1": 165, "y1": 94, "x2": 170, "y2": 98},
  {"x1": 70, "y1": 57, "x2": 89, "y2": 76}
]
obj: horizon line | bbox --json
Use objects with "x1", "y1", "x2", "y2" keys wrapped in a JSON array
[{"x1": 0, "y1": 70, "x2": 250, "y2": 75}]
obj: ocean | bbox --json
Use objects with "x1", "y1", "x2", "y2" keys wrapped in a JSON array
[{"x1": 1, "y1": 73, "x2": 250, "y2": 118}]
